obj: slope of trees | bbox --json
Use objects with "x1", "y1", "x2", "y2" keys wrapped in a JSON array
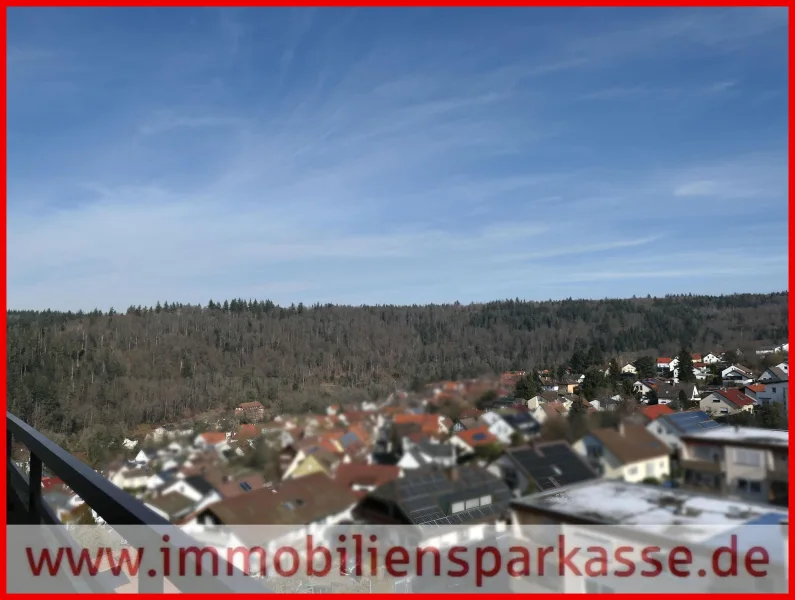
[{"x1": 7, "y1": 293, "x2": 788, "y2": 440}]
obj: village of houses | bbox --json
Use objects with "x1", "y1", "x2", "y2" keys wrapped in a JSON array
[{"x1": 31, "y1": 347, "x2": 789, "y2": 592}]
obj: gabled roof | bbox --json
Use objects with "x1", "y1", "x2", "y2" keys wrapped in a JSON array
[
  {"x1": 455, "y1": 426, "x2": 498, "y2": 448},
  {"x1": 200, "y1": 473, "x2": 357, "y2": 525},
  {"x1": 711, "y1": 389, "x2": 755, "y2": 408},
  {"x1": 181, "y1": 475, "x2": 217, "y2": 496},
  {"x1": 587, "y1": 424, "x2": 669, "y2": 464},
  {"x1": 642, "y1": 404, "x2": 674, "y2": 421},
  {"x1": 198, "y1": 432, "x2": 227, "y2": 445},
  {"x1": 657, "y1": 357, "x2": 673, "y2": 364},
  {"x1": 335, "y1": 463, "x2": 401, "y2": 496},
  {"x1": 501, "y1": 411, "x2": 541, "y2": 434},
  {"x1": 146, "y1": 492, "x2": 195, "y2": 519}
]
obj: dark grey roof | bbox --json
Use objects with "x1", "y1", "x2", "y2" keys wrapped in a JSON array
[
  {"x1": 503, "y1": 441, "x2": 597, "y2": 491},
  {"x1": 183, "y1": 475, "x2": 217, "y2": 496},
  {"x1": 763, "y1": 366, "x2": 788, "y2": 383},
  {"x1": 371, "y1": 452, "x2": 400, "y2": 466},
  {"x1": 501, "y1": 412, "x2": 541, "y2": 434},
  {"x1": 370, "y1": 466, "x2": 511, "y2": 529},
  {"x1": 415, "y1": 440, "x2": 455, "y2": 459}
]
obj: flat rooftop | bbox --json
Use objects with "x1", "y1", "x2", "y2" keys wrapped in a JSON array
[
  {"x1": 511, "y1": 479, "x2": 787, "y2": 541},
  {"x1": 680, "y1": 426, "x2": 789, "y2": 447}
]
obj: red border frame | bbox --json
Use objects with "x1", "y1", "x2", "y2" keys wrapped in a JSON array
[{"x1": 0, "y1": 3, "x2": 792, "y2": 599}]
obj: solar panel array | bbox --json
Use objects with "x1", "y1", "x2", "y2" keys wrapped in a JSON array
[
  {"x1": 510, "y1": 443, "x2": 597, "y2": 489},
  {"x1": 665, "y1": 411, "x2": 722, "y2": 433},
  {"x1": 383, "y1": 466, "x2": 511, "y2": 528}
]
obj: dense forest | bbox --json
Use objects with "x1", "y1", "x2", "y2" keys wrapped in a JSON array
[{"x1": 7, "y1": 293, "x2": 788, "y2": 449}]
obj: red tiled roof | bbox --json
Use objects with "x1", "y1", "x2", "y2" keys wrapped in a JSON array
[
  {"x1": 642, "y1": 404, "x2": 675, "y2": 421},
  {"x1": 657, "y1": 357, "x2": 673, "y2": 364},
  {"x1": 715, "y1": 389, "x2": 755, "y2": 408},
  {"x1": 200, "y1": 432, "x2": 227, "y2": 445},
  {"x1": 456, "y1": 426, "x2": 498, "y2": 448},
  {"x1": 691, "y1": 354, "x2": 702, "y2": 361},
  {"x1": 335, "y1": 463, "x2": 400, "y2": 497},
  {"x1": 744, "y1": 384, "x2": 765, "y2": 393}
]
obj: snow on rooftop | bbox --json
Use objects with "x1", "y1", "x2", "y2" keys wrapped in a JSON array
[
  {"x1": 682, "y1": 426, "x2": 789, "y2": 446},
  {"x1": 513, "y1": 479, "x2": 787, "y2": 538}
]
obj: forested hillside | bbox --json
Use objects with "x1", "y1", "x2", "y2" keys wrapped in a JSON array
[{"x1": 7, "y1": 293, "x2": 788, "y2": 442}]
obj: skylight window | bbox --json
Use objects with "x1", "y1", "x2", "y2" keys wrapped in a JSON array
[
  {"x1": 472, "y1": 433, "x2": 487, "y2": 441},
  {"x1": 239, "y1": 482, "x2": 252, "y2": 492}
]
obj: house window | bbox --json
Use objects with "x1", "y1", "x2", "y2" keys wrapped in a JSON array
[
  {"x1": 749, "y1": 481, "x2": 762, "y2": 494},
  {"x1": 737, "y1": 479, "x2": 748, "y2": 491},
  {"x1": 627, "y1": 466, "x2": 639, "y2": 476},
  {"x1": 465, "y1": 499, "x2": 479, "y2": 510},
  {"x1": 480, "y1": 495, "x2": 492, "y2": 506},
  {"x1": 772, "y1": 387, "x2": 777, "y2": 393},
  {"x1": 712, "y1": 398, "x2": 720, "y2": 403},
  {"x1": 451, "y1": 502, "x2": 465, "y2": 514},
  {"x1": 733, "y1": 449, "x2": 763, "y2": 467},
  {"x1": 645, "y1": 462, "x2": 654, "y2": 477}
]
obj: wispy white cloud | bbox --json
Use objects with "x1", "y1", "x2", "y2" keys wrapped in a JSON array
[{"x1": 5, "y1": 8, "x2": 788, "y2": 310}]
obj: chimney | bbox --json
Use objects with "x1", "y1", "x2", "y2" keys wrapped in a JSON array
[{"x1": 618, "y1": 422, "x2": 626, "y2": 437}]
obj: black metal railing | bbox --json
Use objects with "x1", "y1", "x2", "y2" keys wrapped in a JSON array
[{"x1": 6, "y1": 411, "x2": 270, "y2": 594}]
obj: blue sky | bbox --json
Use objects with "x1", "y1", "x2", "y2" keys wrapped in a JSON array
[{"x1": 6, "y1": 7, "x2": 789, "y2": 311}]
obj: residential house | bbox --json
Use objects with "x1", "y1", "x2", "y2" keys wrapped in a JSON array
[
  {"x1": 657, "y1": 357, "x2": 673, "y2": 371},
  {"x1": 122, "y1": 438, "x2": 138, "y2": 450},
  {"x1": 193, "y1": 432, "x2": 229, "y2": 451},
  {"x1": 398, "y1": 439, "x2": 456, "y2": 470},
  {"x1": 621, "y1": 363, "x2": 638, "y2": 375},
  {"x1": 639, "y1": 404, "x2": 675, "y2": 423},
  {"x1": 488, "y1": 440, "x2": 597, "y2": 497},
  {"x1": 774, "y1": 342, "x2": 789, "y2": 354},
  {"x1": 478, "y1": 411, "x2": 517, "y2": 445},
  {"x1": 501, "y1": 411, "x2": 542, "y2": 441},
  {"x1": 186, "y1": 473, "x2": 359, "y2": 575},
  {"x1": 702, "y1": 353, "x2": 721, "y2": 365},
  {"x1": 234, "y1": 401, "x2": 266, "y2": 421},
  {"x1": 742, "y1": 383, "x2": 766, "y2": 402},
  {"x1": 678, "y1": 426, "x2": 788, "y2": 506},
  {"x1": 508, "y1": 479, "x2": 788, "y2": 594},
  {"x1": 159, "y1": 474, "x2": 222, "y2": 513},
  {"x1": 646, "y1": 410, "x2": 723, "y2": 452},
  {"x1": 144, "y1": 492, "x2": 196, "y2": 523},
  {"x1": 656, "y1": 382, "x2": 700, "y2": 405},
  {"x1": 692, "y1": 362, "x2": 708, "y2": 380},
  {"x1": 282, "y1": 445, "x2": 341, "y2": 481},
  {"x1": 451, "y1": 417, "x2": 481, "y2": 433},
  {"x1": 353, "y1": 465, "x2": 512, "y2": 548},
  {"x1": 756, "y1": 364, "x2": 789, "y2": 411},
  {"x1": 573, "y1": 423, "x2": 670, "y2": 483},
  {"x1": 449, "y1": 426, "x2": 500, "y2": 456},
  {"x1": 145, "y1": 467, "x2": 180, "y2": 492},
  {"x1": 133, "y1": 449, "x2": 157, "y2": 466},
  {"x1": 700, "y1": 388, "x2": 755, "y2": 416},
  {"x1": 721, "y1": 365, "x2": 755, "y2": 386},
  {"x1": 633, "y1": 380, "x2": 656, "y2": 397},
  {"x1": 335, "y1": 463, "x2": 402, "y2": 498},
  {"x1": 110, "y1": 465, "x2": 150, "y2": 491}
]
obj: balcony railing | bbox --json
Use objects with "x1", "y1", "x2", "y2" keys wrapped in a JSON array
[{"x1": 6, "y1": 411, "x2": 270, "y2": 594}]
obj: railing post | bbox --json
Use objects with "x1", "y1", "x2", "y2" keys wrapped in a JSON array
[{"x1": 28, "y1": 453, "x2": 42, "y2": 524}]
